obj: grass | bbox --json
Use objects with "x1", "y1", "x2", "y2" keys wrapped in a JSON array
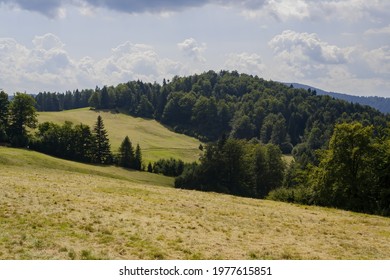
[
  {"x1": 37, "y1": 108, "x2": 202, "y2": 163},
  {"x1": 1, "y1": 147, "x2": 389, "y2": 260}
]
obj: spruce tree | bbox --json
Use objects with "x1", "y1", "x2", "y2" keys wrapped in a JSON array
[
  {"x1": 134, "y1": 144, "x2": 143, "y2": 170},
  {"x1": 147, "y1": 162, "x2": 153, "y2": 173},
  {"x1": 92, "y1": 115, "x2": 112, "y2": 164},
  {"x1": 0, "y1": 91, "x2": 9, "y2": 142},
  {"x1": 118, "y1": 136, "x2": 134, "y2": 168}
]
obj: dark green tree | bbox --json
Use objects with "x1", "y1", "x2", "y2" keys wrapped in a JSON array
[
  {"x1": 230, "y1": 114, "x2": 255, "y2": 140},
  {"x1": 8, "y1": 93, "x2": 37, "y2": 147},
  {"x1": 134, "y1": 144, "x2": 143, "y2": 170},
  {"x1": 118, "y1": 136, "x2": 135, "y2": 168},
  {"x1": 73, "y1": 123, "x2": 94, "y2": 162},
  {"x1": 310, "y1": 122, "x2": 379, "y2": 212},
  {"x1": 147, "y1": 162, "x2": 153, "y2": 173},
  {"x1": 100, "y1": 86, "x2": 110, "y2": 109},
  {"x1": 136, "y1": 95, "x2": 155, "y2": 118},
  {"x1": 88, "y1": 91, "x2": 100, "y2": 109},
  {"x1": 0, "y1": 90, "x2": 9, "y2": 142},
  {"x1": 92, "y1": 115, "x2": 112, "y2": 164}
]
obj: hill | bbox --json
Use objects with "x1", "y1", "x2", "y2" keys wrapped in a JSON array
[
  {"x1": 37, "y1": 108, "x2": 202, "y2": 163},
  {"x1": 286, "y1": 82, "x2": 390, "y2": 114},
  {"x1": 1, "y1": 147, "x2": 389, "y2": 260}
]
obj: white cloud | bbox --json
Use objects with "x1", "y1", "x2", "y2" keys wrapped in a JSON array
[
  {"x1": 0, "y1": 35, "x2": 186, "y2": 93},
  {"x1": 314, "y1": 0, "x2": 390, "y2": 23},
  {"x1": 239, "y1": 0, "x2": 309, "y2": 20},
  {"x1": 224, "y1": 52, "x2": 265, "y2": 75},
  {"x1": 267, "y1": 30, "x2": 357, "y2": 91},
  {"x1": 364, "y1": 25, "x2": 390, "y2": 36},
  {"x1": 363, "y1": 46, "x2": 390, "y2": 74},
  {"x1": 177, "y1": 38, "x2": 206, "y2": 62},
  {"x1": 269, "y1": 30, "x2": 352, "y2": 65},
  {"x1": 32, "y1": 33, "x2": 65, "y2": 50}
]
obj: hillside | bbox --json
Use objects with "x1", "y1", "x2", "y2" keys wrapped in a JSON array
[
  {"x1": 37, "y1": 108, "x2": 202, "y2": 163},
  {"x1": 287, "y1": 82, "x2": 390, "y2": 114},
  {"x1": 1, "y1": 147, "x2": 389, "y2": 260}
]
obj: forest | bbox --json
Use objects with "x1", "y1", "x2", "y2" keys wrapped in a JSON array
[{"x1": 1, "y1": 70, "x2": 389, "y2": 216}]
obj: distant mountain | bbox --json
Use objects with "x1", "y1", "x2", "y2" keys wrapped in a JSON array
[{"x1": 285, "y1": 83, "x2": 390, "y2": 114}]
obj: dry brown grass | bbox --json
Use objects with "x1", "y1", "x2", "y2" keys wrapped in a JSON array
[{"x1": 1, "y1": 147, "x2": 389, "y2": 260}]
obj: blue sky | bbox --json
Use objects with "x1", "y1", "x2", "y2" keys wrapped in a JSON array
[{"x1": 0, "y1": 0, "x2": 389, "y2": 97}]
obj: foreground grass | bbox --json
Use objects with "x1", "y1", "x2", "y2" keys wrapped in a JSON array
[
  {"x1": 37, "y1": 108, "x2": 202, "y2": 163},
  {"x1": 1, "y1": 148, "x2": 389, "y2": 260}
]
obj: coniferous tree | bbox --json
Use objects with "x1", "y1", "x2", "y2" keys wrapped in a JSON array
[
  {"x1": 118, "y1": 136, "x2": 135, "y2": 168},
  {"x1": 100, "y1": 86, "x2": 110, "y2": 109},
  {"x1": 0, "y1": 90, "x2": 9, "y2": 142},
  {"x1": 147, "y1": 162, "x2": 153, "y2": 173},
  {"x1": 134, "y1": 144, "x2": 143, "y2": 170},
  {"x1": 92, "y1": 115, "x2": 112, "y2": 164},
  {"x1": 88, "y1": 91, "x2": 100, "y2": 109}
]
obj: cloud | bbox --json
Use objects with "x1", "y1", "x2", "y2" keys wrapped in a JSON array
[
  {"x1": 313, "y1": 0, "x2": 390, "y2": 22},
  {"x1": 363, "y1": 46, "x2": 390, "y2": 75},
  {"x1": 0, "y1": 34, "x2": 186, "y2": 93},
  {"x1": 0, "y1": 35, "x2": 76, "y2": 92},
  {"x1": 269, "y1": 30, "x2": 352, "y2": 65},
  {"x1": 0, "y1": 0, "x2": 66, "y2": 17},
  {"x1": 83, "y1": 0, "x2": 210, "y2": 14},
  {"x1": 178, "y1": 38, "x2": 206, "y2": 62},
  {"x1": 241, "y1": 0, "x2": 309, "y2": 20},
  {"x1": 266, "y1": 30, "x2": 355, "y2": 88},
  {"x1": 364, "y1": 25, "x2": 390, "y2": 36},
  {"x1": 224, "y1": 52, "x2": 265, "y2": 75},
  {"x1": 32, "y1": 33, "x2": 65, "y2": 50},
  {"x1": 2, "y1": 0, "x2": 390, "y2": 24}
]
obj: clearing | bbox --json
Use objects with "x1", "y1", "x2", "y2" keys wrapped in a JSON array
[{"x1": 37, "y1": 108, "x2": 202, "y2": 163}]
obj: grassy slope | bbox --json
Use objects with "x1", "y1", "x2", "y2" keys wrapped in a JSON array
[
  {"x1": 37, "y1": 108, "x2": 202, "y2": 163},
  {"x1": 1, "y1": 147, "x2": 389, "y2": 260}
]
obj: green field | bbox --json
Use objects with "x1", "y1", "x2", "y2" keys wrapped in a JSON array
[
  {"x1": 1, "y1": 147, "x2": 389, "y2": 260},
  {"x1": 37, "y1": 108, "x2": 202, "y2": 163}
]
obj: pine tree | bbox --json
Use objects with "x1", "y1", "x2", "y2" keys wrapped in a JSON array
[
  {"x1": 118, "y1": 136, "x2": 135, "y2": 168},
  {"x1": 0, "y1": 90, "x2": 9, "y2": 142},
  {"x1": 100, "y1": 86, "x2": 110, "y2": 109},
  {"x1": 147, "y1": 162, "x2": 153, "y2": 173},
  {"x1": 134, "y1": 144, "x2": 143, "y2": 170},
  {"x1": 92, "y1": 115, "x2": 112, "y2": 164}
]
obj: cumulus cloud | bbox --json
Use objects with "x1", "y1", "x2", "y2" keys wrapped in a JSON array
[
  {"x1": 269, "y1": 30, "x2": 352, "y2": 65},
  {"x1": 266, "y1": 30, "x2": 356, "y2": 86},
  {"x1": 32, "y1": 33, "x2": 65, "y2": 50},
  {"x1": 178, "y1": 38, "x2": 206, "y2": 62},
  {"x1": 0, "y1": 34, "x2": 185, "y2": 93},
  {"x1": 224, "y1": 52, "x2": 265, "y2": 75}
]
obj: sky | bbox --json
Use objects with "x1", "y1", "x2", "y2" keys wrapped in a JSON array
[{"x1": 0, "y1": 0, "x2": 389, "y2": 97}]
